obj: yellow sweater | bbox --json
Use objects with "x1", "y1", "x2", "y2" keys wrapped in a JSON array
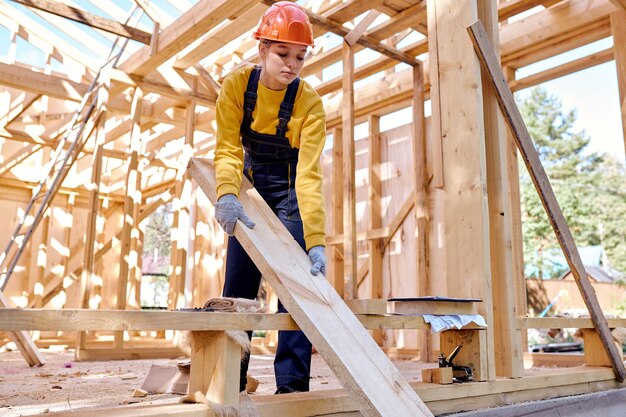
[{"x1": 215, "y1": 66, "x2": 327, "y2": 250}]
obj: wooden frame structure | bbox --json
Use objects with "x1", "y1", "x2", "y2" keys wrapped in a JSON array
[{"x1": 1, "y1": 0, "x2": 626, "y2": 415}]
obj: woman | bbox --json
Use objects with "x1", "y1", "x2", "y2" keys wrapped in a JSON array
[{"x1": 213, "y1": 1, "x2": 327, "y2": 394}]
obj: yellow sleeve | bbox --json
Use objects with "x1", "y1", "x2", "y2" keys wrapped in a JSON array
[
  {"x1": 295, "y1": 85, "x2": 327, "y2": 250},
  {"x1": 214, "y1": 68, "x2": 248, "y2": 199}
]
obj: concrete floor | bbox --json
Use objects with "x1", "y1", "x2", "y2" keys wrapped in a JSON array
[{"x1": 444, "y1": 387, "x2": 626, "y2": 417}]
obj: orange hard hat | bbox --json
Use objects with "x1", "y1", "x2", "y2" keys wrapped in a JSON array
[{"x1": 253, "y1": 2, "x2": 314, "y2": 47}]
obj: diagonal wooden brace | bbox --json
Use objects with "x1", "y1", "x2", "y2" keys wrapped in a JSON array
[
  {"x1": 188, "y1": 158, "x2": 433, "y2": 417},
  {"x1": 467, "y1": 20, "x2": 626, "y2": 382},
  {"x1": 0, "y1": 291, "x2": 45, "y2": 366}
]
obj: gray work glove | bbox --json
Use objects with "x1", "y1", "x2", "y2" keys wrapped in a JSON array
[
  {"x1": 215, "y1": 194, "x2": 255, "y2": 235},
  {"x1": 308, "y1": 245, "x2": 326, "y2": 276}
]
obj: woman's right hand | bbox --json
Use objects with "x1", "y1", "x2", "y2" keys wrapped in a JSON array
[{"x1": 215, "y1": 194, "x2": 255, "y2": 235}]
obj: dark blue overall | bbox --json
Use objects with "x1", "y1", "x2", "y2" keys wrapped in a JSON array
[{"x1": 222, "y1": 67, "x2": 312, "y2": 392}]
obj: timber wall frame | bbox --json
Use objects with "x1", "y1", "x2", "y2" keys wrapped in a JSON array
[{"x1": 1, "y1": 0, "x2": 626, "y2": 412}]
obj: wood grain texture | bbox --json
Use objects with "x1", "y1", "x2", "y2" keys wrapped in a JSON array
[{"x1": 188, "y1": 158, "x2": 433, "y2": 417}]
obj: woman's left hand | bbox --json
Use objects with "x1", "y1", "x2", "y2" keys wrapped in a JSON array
[{"x1": 308, "y1": 246, "x2": 326, "y2": 276}]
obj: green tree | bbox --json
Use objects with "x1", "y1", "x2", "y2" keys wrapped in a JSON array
[{"x1": 517, "y1": 87, "x2": 626, "y2": 278}]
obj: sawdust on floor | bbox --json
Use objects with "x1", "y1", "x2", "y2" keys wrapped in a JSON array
[{"x1": 0, "y1": 346, "x2": 428, "y2": 416}]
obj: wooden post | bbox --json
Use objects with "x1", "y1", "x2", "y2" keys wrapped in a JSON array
[
  {"x1": 611, "y1": 10, "x2": 626, "y2": 160},
  {"x1": 189, "y1": 331, "x2": 240, "y2": 406},
  {"x1": 115, "y1": 86, "x2": 143, "y2": 349},
  {"x1": 368, "y1": 115, "x2": 383, "y2": 345},
  {"x1": 478, "y1": 1, "x2": 524, "y2": 378},
  {"x1": 468, "y1": 19, "x2": 626, "y2": 382},
  {"x1": 426, "y1": 1, "x2": 449, "y2": 362},
  {"x1": 412, "y1": 63, "x2": 430, "y2": 361},
  {"x1": 440, "y1": 329, "x2": 488, "y2": 382},
  {"x1": 427, "y1": 0, "x2": 496, "y2": 380},
  {"x1": 504, "y1": 65, "x2": 529, "y2": 354},
  {"x1": 77, "y1": 73, "x2": 109, "y2": 350},
  {"x1": 169, "y1": 99, "x2": 196, "y2": 310},
  {"x1": 342, "y1": 42, "x2": 357, "y2": 300},
  {"x1": 331, "y1": 127, "x2": 344, "y2": 297}
]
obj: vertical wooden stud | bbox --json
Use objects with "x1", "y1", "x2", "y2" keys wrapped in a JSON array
[
  {"x1": 331, "y1": 127, "x2": 344, "y2": 297},
  {"x1": 115, "y1": 86, "x2": 143, "y2": 349},
  {"x1": 342, "y1": 41, "x2": 357, "y2": 299},
  {"x1": 611, "y1": 10, "x2": 626, "y2": 159},
  {"x1": 412, "y1": 63, "x2": 430, "y2": 361},
  {"x1": 368, "y1": 115, "x2": 383, "y2": 345},
  {"x1": 427, "y1": 0, "x2": 496, "y2": 380},
  {"x1": 189, "y1": 331, "x2": 241, "y2": 407}
]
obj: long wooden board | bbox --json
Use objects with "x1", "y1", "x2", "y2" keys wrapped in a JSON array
[
  {"x1": 467, "y1": 20, "x2": 626, "y2": 383},
  {"x1": 188, "y1": 158, "x2": 433, "y2": 417}
]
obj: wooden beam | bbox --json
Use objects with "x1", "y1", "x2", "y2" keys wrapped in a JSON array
[
  {"x1": 9, "y1": 0, "x2": 152, "y2": 44},
  {"x1": 468, "y1": 19, "x2": 626, "y2": 383},
  {"x1": 429, "y1": 0, "x2": 496, "y2": 381},
  {"x1": 412, "y1": 62, "x2": 430, "y2": 362},
  {"x1": 500, "y1": 0, "x2": 614, "y2": 68},
  {"x1": 509, "y1": 48, "x2": 614, "y2": 92},
  {"x1": 611, "y1": 10, "x2": 626, "y2": 159},
  {"x1": 368, "y1": 114, "x2": 383, "y2": 345},
  {"x1": 331, "y1": 127, "x2": 344, "y2": 297},
  {"x1": 113, "y1": 87, "x2": 143, "y2": 349},
  {"x1": 521, "y1": 317, "x2": 626, "y2": 329},
  {"x1": 188, "y1": 158, "x2": 434, "y2": 417},
  {"x1": 119, "y1": 0, "x2": 258, "y2": 77},
  {"x1": 344, "y1": 10, "x2": 381, "y2": 47},
  {"x1": 497, "y1": 0, "x2": 562, "y2": 21},
  {"x1": 0, "y1": 1, "x2": 97, "y2": 73},
  {"x1": 173, "y1": 3, "x2": 268, "y2": 69},
  {"x1": 342, "y1": 42, "x2": 357, "y2": 300}
]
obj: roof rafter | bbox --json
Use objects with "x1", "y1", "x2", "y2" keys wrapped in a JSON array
[{"x1": 9, "y1": 0, "x2": 152, "y2": 44}]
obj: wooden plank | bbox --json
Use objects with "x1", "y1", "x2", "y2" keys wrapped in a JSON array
[
  {"x1": 174, "y1": 4, "x2": 268, "y2": 69},
  {"x1": 468, "y1": 20, "x2": 626, "y2": 383},
  {"x1": 440, "y1": 329, "x2": 488, "y2": 382},
  {"x1": 119, "y1": 0, "x2": 258, "y2": 77},
  {"x1": 331, "y1": 127, "x2": 344, "y2": 297},
  {"x1": 421, "y1": 367, "x2": 453, "y2": 384},
  {"x1": 581, "y1": 329, "x2": 624, "y2": 367},
  {"x1": 29, "y1": 367, "x2": 623, "y2": 417},
  {"x1": 429, "y1": 0, "x2": 496, "y2": 381},
  {"x1": 113, "y1": 87, "x2": 143, "y2": 349},
  {"x1": 342, "y1": 42, "x2": 357, "y2": 300},
  {"x1": 478, "y1": 1, "x2": 524, "y2": 379},
  {"x1": 521, "y1": 317, "x2": 626, "y2": 329},
  {"x1": 611, "y1": 10, "x2": 626, "y2": 157},
  {"x1": 188, "y1": 158, "x2": 433, "y2": 417},
  {"x1": 10, "y1": 0, "x2": 151, "y2": 44},
  {"x1": 509, "y1": 48, "x2": 614, "y2": 92},
  {"x1": 0, "y1": 308, "x2": 450, "y2": 331},
  {"x1": 497, "y1": 0, "x2": 562, "y2": 21},
  {"x1": 388, "y1": 299, "x2": 480, "y2": 315},
  {"x1": 367, "y1": 115, "x2": 383, "y2": 341},
  {"x1": 344, "y1": 10, "x2": 381, "y2": 47}
]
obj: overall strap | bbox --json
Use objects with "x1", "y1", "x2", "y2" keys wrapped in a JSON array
[
  {"x1": 276, "y1": 77, "x2": 300, "y2": 137},
  {"x1": 243, "y1": 66, "x2": 262, "y2": 129}
]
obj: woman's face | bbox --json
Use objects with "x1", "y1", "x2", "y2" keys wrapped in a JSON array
[{"x1": 259, "y1": 41, "x2": 307, "y2": 90}]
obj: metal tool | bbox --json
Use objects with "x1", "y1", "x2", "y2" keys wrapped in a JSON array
[{"x1": 438, "y1": 345, "x2": 474, "y2": 382}]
